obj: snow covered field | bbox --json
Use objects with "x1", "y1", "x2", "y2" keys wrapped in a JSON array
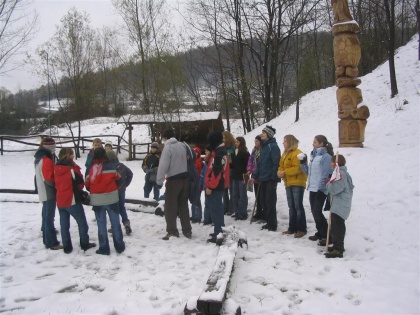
[{"x1": 0, "y1": 36, "x2": 419, "y2": 314}]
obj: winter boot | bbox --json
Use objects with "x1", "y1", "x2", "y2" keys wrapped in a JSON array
[
  {"x1": 123, "y1": 220, "x2": 132, "y2": 235},
  {"x1": 324, "y1": 249, "x2": 343, "y2": 258}
]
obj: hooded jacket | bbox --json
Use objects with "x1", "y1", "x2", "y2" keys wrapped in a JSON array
[
  {"x1": 156, "y1": 137, "x2": 188, "y2": 186},
  {"x1": 327, "y1": 166, "x2": 354, "y2": 220},
  {"x1": 204, "y1": 144, "x2": 229, "y2": 190},
  {"x1": 54, "y1": 159, "x2": 84, "y2": 208},
  {"x1": 34, "y1": 147, "x2": 56, "y2": 202}
]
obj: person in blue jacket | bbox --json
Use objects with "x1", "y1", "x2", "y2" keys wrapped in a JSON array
[
  {"x1": 252, "y1": 126, "x2": 281, "y2": 231},
  {"x1": 300, "y1": 135, "x2": 334, "y2": 242},
  {"x1": 325, "y1": 154, "x2": 354, "y2": 258}
]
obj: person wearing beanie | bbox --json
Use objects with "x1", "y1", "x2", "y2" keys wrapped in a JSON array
[
  {"x1": 106, "y1": 150, "x2": 134, "y2": 235},
  {"x1": 205, "y1": 130, "x2": 229, "y2": 244},
  {"x1": 34, "y1": 136, "x2": 63, "y2": 250},
  {"x1": 252, "y1": 125, "x2": 281, "y2": 231},
  {"x1": 248, "y1": 135, "x2": 263, "y2": 221},
  {"x1": 105, "y1": 140, "x2": 113, "y2": 151},
  {"x1": 156, "y1": 129, "x2": 192, "y2": 240},
  {"x1": 142, "y1": 142, "x2": 161, "y2": 200},
  {"x1": 85, "y1": 147, "x2": 125, "y2": 255}
]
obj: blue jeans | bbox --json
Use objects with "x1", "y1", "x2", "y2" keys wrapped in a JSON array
[
  {"x1": 285, "y1": 186, "x2": 307, "y2": 233},
  {"x1": 203, "y1": 194, "x2": 212, "y2": 224},
  {"x1": 232, "y1": 179, "x2": 248, "y2": 219},
  {"x1": 191, "y1": 191, "x2": 202, "y2": 221},
  {"x1": 58, "y1": 204, "x2": 90, "y2": 252},
  {"x1": 93, "y1": 202, "x2": 125, "y2": 254},
  {"x1": 118, "y1": 190, "x2": 129, "y2": 223},
  {"x1": 208, "y1": 190, "x2": 224, "y2": 236},
  {"x1": 144, "y1": 180, "x2": 160, "y2": 200},
  {"x1": 42, "y1": 200, "x2": 59, "y2": 248}
]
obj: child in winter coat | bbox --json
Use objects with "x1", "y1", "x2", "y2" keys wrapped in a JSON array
[
  {"x1": 190, "y1": 147, "x2": 203, "y2": 223},
  {"x1": 85, "y1": 138, "x2": 102, "y2": 178},
  {"x1": 325, "y1": 154, "x2": 354, "y2": 258},
  {"x1": 106, "y1": 150, "x2": 134, "y2": 235},
  {"x1": 200, "y1": 145, "x2": 212, "y2": 225},
  {"x1": 55, "y1": 148, "x2": 96, "y2": 254},
  {"x1": 142, "y1": 142, "x2": 160, "y2": 200}
]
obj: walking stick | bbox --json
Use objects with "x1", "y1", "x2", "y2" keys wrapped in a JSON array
[
  {"x1": 250, "y1": 181, "x2": 261, "y2": 224},
  {"x1": 325, "y1": 151, "x2": 339, "y2": 251}
]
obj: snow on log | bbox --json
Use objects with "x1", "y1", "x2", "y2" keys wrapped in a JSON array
[{"x1": 185, "y1": 226, "x2": 246, "y2": 315}]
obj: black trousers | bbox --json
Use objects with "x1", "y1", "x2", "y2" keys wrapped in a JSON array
[
  {"x1": 259, "y1": 180, "x2": 278, "y2": 228},
  {"x1": 331, "y1": 212, "x2": 346, "y2": 252},
  {"x1": 309, "y1": 191, "x2": 328, "y2": 238}
]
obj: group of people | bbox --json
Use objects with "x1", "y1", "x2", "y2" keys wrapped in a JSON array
[
  {"x1": 35, "y1": 127, "x2": 354, "y2": 258},
  {"x1": 35, "y1": 137, "x2": 133, "y2": 255}
]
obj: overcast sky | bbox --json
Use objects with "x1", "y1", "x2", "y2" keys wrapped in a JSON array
[{"x1": 0, "y1": 0, "x2": 184, "y2": 94}]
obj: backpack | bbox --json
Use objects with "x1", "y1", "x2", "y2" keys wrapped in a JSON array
[{"x1": 183, "y1": 143, "x2": 200, "y2": 207}]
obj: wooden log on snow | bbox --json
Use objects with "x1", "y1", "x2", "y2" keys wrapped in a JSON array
[
  {"x1": 184, "y1": 226, "x2": 246, "y2": 315},
  {"x1": 0, "y1": 189, "x2": 37, "y2": 194}
]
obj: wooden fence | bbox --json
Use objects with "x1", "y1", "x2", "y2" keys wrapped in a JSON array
[{"x1": 0, "y1": 134, "x2": 153, "y2": 160}]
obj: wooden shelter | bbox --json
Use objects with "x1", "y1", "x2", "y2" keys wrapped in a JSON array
[{"x1": 117, "y1": 111, "x2": 224, "y2": 160}]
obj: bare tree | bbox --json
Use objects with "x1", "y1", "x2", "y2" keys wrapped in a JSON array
[
  {"x1": 0, "y1": 0, "x2": 38, "y2": 74},
  {"x1": 37, "y1": 8, "x2": 100, "y2": 157}
]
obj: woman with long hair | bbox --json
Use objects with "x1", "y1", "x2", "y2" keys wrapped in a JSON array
[
  {"x1": 231, "y1": 137, "x2": 250, "y2": 220},
  {"x1": 55, "y1": 148, "x2": 96, "y2": 253},
  {"x1": 277, "y1": 135, "x2": 308, "y2": 238},
  {"x1": 300, "y1": 135, "x2": 334, "y2": 242}
]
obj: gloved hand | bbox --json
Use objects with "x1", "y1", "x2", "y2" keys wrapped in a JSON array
[{"x1": 297, "y1": 153, "x2": 307, "y2": 164}]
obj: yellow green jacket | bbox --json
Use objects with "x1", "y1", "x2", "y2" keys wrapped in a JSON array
[{"x1": 278, "y1": 146, "x2": 307, "y2": 188}]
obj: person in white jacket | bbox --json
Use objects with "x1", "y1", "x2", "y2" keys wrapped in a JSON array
[{"x1": 156, "y1": 129, "x2": 192, "y2": 240}]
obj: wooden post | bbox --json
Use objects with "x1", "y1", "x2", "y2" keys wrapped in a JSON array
[{"x1": 127, "y1": 125, "x2": 133, "y2": 161}]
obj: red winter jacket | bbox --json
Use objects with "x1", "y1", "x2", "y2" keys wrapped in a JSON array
[
  {"x1": 194, "y1": 147, "x2": 203, "y2": 176},
  {"x1": 85, "y1": 159, "x2": 120, "y2": 206},
  {"x1": 54, "y1": 160, "x2": 84, "y2": 208}
]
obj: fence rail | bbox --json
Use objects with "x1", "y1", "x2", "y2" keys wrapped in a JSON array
[{"x1": 0, "y1": 134, "x2": 152, "y2": 160}]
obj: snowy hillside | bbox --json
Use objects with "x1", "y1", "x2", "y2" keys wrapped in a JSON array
[{"x1": 0, "y1": 36, "x2": 419, "y2": 314}]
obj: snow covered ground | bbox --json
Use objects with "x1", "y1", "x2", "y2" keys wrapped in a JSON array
[{"x1": 0, "y1": 36, "x2": 419, "y2": 314}]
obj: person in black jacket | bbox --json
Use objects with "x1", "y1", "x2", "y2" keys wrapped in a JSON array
[
  {"x1": 142, "y1": 142, "x2": 160, "y2": 200},
  {"x1": 231, "y1": 137, "x2": 250, "y2": 220}
]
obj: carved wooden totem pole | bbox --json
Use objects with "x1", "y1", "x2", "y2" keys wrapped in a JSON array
[{"x1": 332, "y1": 0, "x2": 370, "y2": 147}]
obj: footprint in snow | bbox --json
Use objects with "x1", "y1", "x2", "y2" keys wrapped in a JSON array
[
  {"x1": 350, "y1": 269, "x2": 361, "y2": 278},
  {"x1": 319, "y1": 265, "x2": 331, "y2": 275}
]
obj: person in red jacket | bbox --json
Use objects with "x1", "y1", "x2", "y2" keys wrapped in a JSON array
[
  {"x1": 190, "y1": 146, "x2": 203, "y2": 223},
  {"x1": 34, "y1": 137, "x2": 62, "y2": 250},
  {"x1": 85, "y1": 147, "x2": 125, "y2": 255},
  {"x1": 54, "y1": 148, "x2": 96, "y2": 254}
]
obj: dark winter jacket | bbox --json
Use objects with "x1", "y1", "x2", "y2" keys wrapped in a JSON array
[
  {"x1": 231, "y1": 149, "x2": 250, "y2": 180},
  {"x1": 142, "y1": 152, "x2": 160, "y2": 172},
  {"x1": 116, "y1": 162, "x2": 133, "y2": 191},
  {"x1": 54, "y1": 159, "x2": 84, "y2": 208},
  {"x1": 253, "y1": 138, "x2": 281, "y2": 182},
  {"x1": 34, "y1": 147, "x2": 56, "y2": 202}
]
